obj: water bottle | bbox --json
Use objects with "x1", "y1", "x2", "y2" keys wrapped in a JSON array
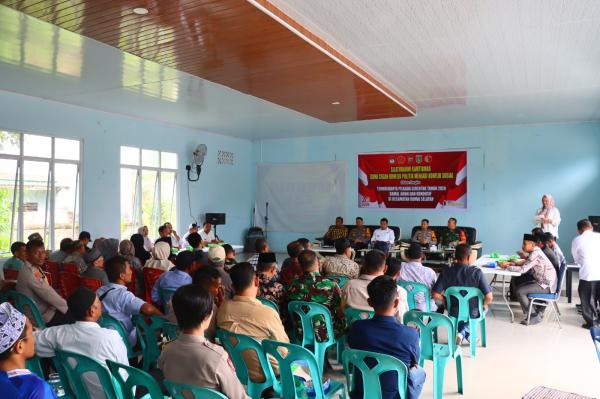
[{"x1": 48, "y1": 373, "x2": 66, "y2": 397}]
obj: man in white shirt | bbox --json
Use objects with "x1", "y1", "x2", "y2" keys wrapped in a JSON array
[
  {"x1": 165, "y1": 222, "x2": 181, "y2": 248},
  {"x1": 571, "y1": 219, "x2": 600, "y2": 328},
  {"x1": 181, "y1": 223, "x2": 199, "y2": 248},
  {"x1": 371, "y1": 218, "x2": 396, "y2": 246},
  {"x1": 200, "y1": 222, "x2": 220, "y2": 244},
  {"x1": 34, "y1": 287, "x2": 129, "y2": 398}
]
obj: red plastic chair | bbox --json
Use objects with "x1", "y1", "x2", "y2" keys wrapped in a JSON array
[
  {"x1": 79, "y1": 276, "x2": 103, "y2": 292},
  {"x1": 127, "y1": 269, "x2": 137, "y2": 296},
  {"x1": 44, "y1": 261, "x2": 61, "y2": 290},
  {"x1": 63, "y1": 263, "x2": 80, "y2": 274},
  {"x1": 3, "y1": 269, "x2": 19, "y2": 280},
  {"x1": 59, "y1": 272, "x2": 80, "y2": 298},
  {"x1": 143, "y1": 268, "x2": 164, "y2": 304}
]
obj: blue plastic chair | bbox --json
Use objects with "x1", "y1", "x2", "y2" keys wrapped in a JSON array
[
  {"x1": 216, "y1": 329, "x2": 280, "y2": 399},
  {"x1": 591, "y1": 326, "x2": 600, "y2": 362},
  {"x1": 56, "y1": 350, "x2": 121, "y2": 399},
  {"x1": 403, "y1": 310, "x2": 463, "y2": 399},
  {"x1": 328, "y1": 275, "x2": 351, "y2": 288},
  {"x1": 262, "y1": 340, "x2": 346, "y2": 399},
  {"x1": 444, "y1": 286, "x2": 487, "y2": 357},
  {"x1": 106, "y1": 359, "x2": 165, "y2": 399},
  {"x1": 98, "y1": 314, "x2": 141, "y2": 360},
  {"x1": 287, "y1": 301, "x2": 336, "y2": 376},
  {"x1": 164, "y1": 380, "x2": 227, "y2": 399},
  {"x1": 397, "y1": 281, "x2": 432, "y2": 311},
  {"x1": 343, "y1": 348, "x2": 408, "y2": 399},
  {"x1": 526, "y1": 260, "x2": 567, "y2": 328},
  {"x1": 258, "y1": 296, "x2": 279, "y2": 313}
]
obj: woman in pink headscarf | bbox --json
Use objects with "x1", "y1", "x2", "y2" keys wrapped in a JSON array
[{"x1": 534, "y1": 194, "x2": 561, "y2": 238}]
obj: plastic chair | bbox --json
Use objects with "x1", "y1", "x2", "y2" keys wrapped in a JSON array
[
  {"x1": 338, "y1": 308, "x2": 374, "y2": 365},
  {"x1": 4, "y1": 290, "x2": 46, "y2": 329},
  {"x1": 44, "y1": 261, "x2": 62, "y2": 290},
  {"x1": 59, "y1": 272, "x2": 80, "y2": 298},
  {"x1": 143, "y1": 268, "x2": 164, "y2": 303},
  {"x1": 403, "y1": 310, "x2": 463, "y2": 399},
  {"x1": 132, "y1": 314, "x2": 168, "y2": 370},
  {"x1": 287, "y1": 301, "x2": 336, "y2": 376},
  {"x1": 262, "y1": 340, "x2": 346, "y2": 399},
  {"x1": 127, "y1": 269, "x2": 137, "y2": 296},
  {"x1": 397, "y1": 281, "x2": 432, "y2": 311},
  {"x1": 591, "y1": 326, "x2": 600, "y2": 362},
  {"x1": 163, "y1": 322, "x2": 179, "y2": 341},
  {"x1": 3, "y1": 268, "x2": 19, "y2": 280},
  {"x1": 62, "y1": 263, "x2": 80, "y2": 274},
  {"x1": 98, "y1": 314, "x2": 141, "y2": 359},
  {"x1": 328, "y1": 275, "x2": 351, "y2": 288},
  {"x1": 56, "y1": 350, "x2": 120, "y2": 399},
  {"x1": 106, "y1": 359, "x2": 165, "y2": 399},
  {"x1": 445, "y1": 286, "x2": 487, "y2": 357},
  {"x1": 258, "y1": 296, "x2": 279, "y2": 312},
  {"x1": 79, "y1": 276, "x2": 103, "y2": 291},
  {"x1": 526, "y1": 260, "x2": 567, "y2": 328},
  {"x1": 216, "y1": 329, "x2": 280, "y2": 399},
  {"x1": 158, "y1": 288, "x2": 175, "y2": 306},
  {"x1": 25, "y1": 355, "x2": 44, "y2": 378},
  {"x1": 164, "y1": 380, "x2": 227, "y2": 399},
  {"x1": 343, "y1": 348, "x2": 408, "y2": 399}
]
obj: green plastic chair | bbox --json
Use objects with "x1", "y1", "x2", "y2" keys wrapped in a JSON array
[
  {"x1": 342, "y1": 348, "x2": 408, "y2": 399},
  {"x1": 106, "y1": 359, "x2": 166, "y2": 399},
  {"x1": 163, "y1": 322, "x2": 179, "y2": 340},
  {"x1": 158, "y1": 288, "x2": 175, "y2": 307},
  {"x1": 216, "y1": 329, "x2": 280, "y2": 399},
  {"x1": 56, "y1": 350, "x2": 120, "y2": 399},
  {"x1": 397, "y1": 281, "x2": 432, "y2": 311},
  {"x1": 403, "y1": 311, "x2": 463, "y2": 399},
  {"x1": 132, "y1": 314, "x2": 168, "y2": 371},
  {"x1": 444, "y1": 286, "x2": 487, "y2": 357},
  {"x1": 25, "y1": 356, "x2": 44, "y2": 378},
  {"x1": 262, "y1": 340, "x2": 346, "y2": 399},
  {"x1": 258, "y1": 296, "x2": 279, "y2": 313},
  {"x1": 164, "y1": 380, "x2": 227, "y2": 399},
  {"x1": 5, "y1": 290, "x2": 46, "y2": 329},
  {"x1": 287, "y1": 301, "x2": 336, "y2": 376},
  {"x1": 328, "y1": 275, "x2": 351, "y2": 288},
  {"x1": 98, "y1": 314, "x2": 141, "y2": 360},
  {"x1": 51, "y1": 356, "x2": 75, "y2": 398},
  {"x1": 337, "y1": 308, "x2": 375, "y2": 364}
]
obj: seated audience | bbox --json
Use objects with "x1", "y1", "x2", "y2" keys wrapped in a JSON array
[
  {"x1": 544, "y1": 232, "x2": 565, "y2": 266},
  {"x1": 158, "y1": 285, "x2": 249, "y2": 399},
  {"x1": 280, "y1": 241, "x2": 303, "y2": 286},
  {"x1": 207, "y1": 246, "x2": 234, "y2": 299},
  {"x1": 190, "y1": 267, "x2": 224, "y2": 340},
  {"x1": 200, "y1": 222, "x2": 220, "y2": 244},
  {"x1": 347, "y1": 216, "x2": 371, "y2": 250},
  {"x1": 223, "y1": 244, "x2": 237, "y2": 270},
  {"x1": 78, "y1": 231, "x2": 92, "y2": 252},
  {"x1": 500, "y1": 234, "x2": 556, "y2": 325},
  {"x1": 298, "y1": 237, "x2": 325, "y2": 263},
  {"x1": 145, "y1": 241, "x2": 174, "y2": 271},
  {"x1": 63, "y1": 240, "x2": 87, "y2": 273},
  {"x1": 247, "y1": 238, "x2": 269, "y2": 269},
  {"x1": 3, "y1": 241, "x2": 26, "y2": 272},
  {"x1": 34, "y1": 288, "x2": 128, "y2": 398},
  {"x1": 119, "y1": 239, "x2": 143, "y2": 272},
  {"x1": 152, "y1": 251, "x2": 197, "y2": 306},
  {"x1": 82, "y1": 249, "x2": 109, "y2": 285},
  {"x1": 371, "y1": 218, "x2": 396, "y2": 247},
  {"x1": 186, "y1": 232, "x2": 207, "y2": 264},
  {"x1": 348, "y1": 276, "x2": 425, "y2": 399},
  {"x1": 322, "y1": 238, "x2": 360, "y2": 279},
  {"x1": 137, "y1": 225, "x2": 153, "y2": 252},
  {"x1": 539, "y1": 232, "x2": 560, "y2": 275},
  {"x1": 217, "y1": 263, "x2": 289, "y2": 383},
  {"x1": 411, "y1": 218, "x2": 437, "y2": 247},
  {"x1": 256, "y1": 254, "x2": 285, "y2": 306},
  {"x1": 164, "y1": 222, "x2": 181, "y2": 248},
  {"x1": 16, "y1": 240, "x2": 70, "y2": 327},
  {"x1": 181, "y1": 223, "x2": 199, "y2": 248},
  {"x1": 343, "y1": 250, "x2": 408, "y2": 322},
  {"x1": 439, "y1": 217, "x2": 467, "y2": 246},
  {"x1": 398, "y1": 244, "x2": 437, "y2": 311},
  {"x1": 131, "y1": 233, "x2": 151, "y2": 266},
  {"x1": 385, "y1": 259, "x2": 402, "y2": 281},
  {"x1": 99, "y1": 238, "x2": 120, "y2": 262},
  {"x1": 98, "y1": 256, "x2": 163, "y2": 346},
  {"x1": 27, "y1": 233, "x2": 43, "y2": 243},
  {"x1": 155, "y1": 225, "x2": 172, "y2": 247},
  {"x1": 373, "y1": 241, "x2": 392, "y2": 265},
  {"x1": 570, "y1": 219, "x2": 600, "y2": 329},
  {"x1": 433, "y1": 244, "x2": 493, "y2": 342},
  {"x1": 47, "y1": 238, "x2": 72, "y2": 263},
  {"x1": 324, "y1": 216, "x2": 348, "y2": 245},
  {"x1": 0, "y1": 303, "x2": 56, "y2": 399},
  {"x1": 284, "y1": 250, "x2": 345, "y2": 340},
  {"x1": 92, "y1": 237, "x2": 105, "y2": 251}
]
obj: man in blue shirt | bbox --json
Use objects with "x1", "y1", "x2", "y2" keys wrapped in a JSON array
[
  {"x1": 151, "y1": 251, "x2": 199, "y2": 306},
  {"x1": 348, "y1": 275, "x2": 425, "y2": 399},
  {"x1": 432, "y1": 244, "x2": 493, "y2": 343}
]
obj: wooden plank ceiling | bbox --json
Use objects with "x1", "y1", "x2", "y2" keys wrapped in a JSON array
[{"x1": 2, "y1": 0, "x2": 416, "y2": 122}]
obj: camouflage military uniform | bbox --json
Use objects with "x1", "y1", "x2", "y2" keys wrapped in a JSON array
[
  {"x1": 257, "y1": 274, "x2": 285, "y2": 306},
  {"x1": 440, "y1": 228, "x2": 467, "y2": 246},
  {"x1": 283, "y1": 271, "x2": 345, "y2": 342}
]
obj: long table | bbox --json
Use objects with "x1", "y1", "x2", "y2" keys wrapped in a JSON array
[{"x1": 474, "y1": 255, "x2": 522, "y2": 323}]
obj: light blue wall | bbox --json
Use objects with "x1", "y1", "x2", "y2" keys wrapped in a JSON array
[
  {"x1": 0, "y1": 90, "x2": 255, "y2": 247},
  {"x1": 254, "y1": 122, "x2": 600, "y2": 257}
]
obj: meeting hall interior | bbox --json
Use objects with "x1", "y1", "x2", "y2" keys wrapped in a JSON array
[{"x1": 0, "y1": 1, "x2": 599, "y2": 399}]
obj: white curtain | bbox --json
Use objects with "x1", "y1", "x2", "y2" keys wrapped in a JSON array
[{"x1": 255, "y1": 161, "x2": 347, "y2": 232}]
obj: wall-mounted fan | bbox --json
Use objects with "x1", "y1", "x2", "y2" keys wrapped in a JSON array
[{"x1": 186, "y1": 144, "x2": 207, "y2": 182}]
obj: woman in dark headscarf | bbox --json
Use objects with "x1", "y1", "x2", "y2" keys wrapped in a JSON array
[
  {"x1": 130, "y1": 233, "x2": 151, "y2": 265},
  {"x1": 99, "y1": 238, "x2": 119, "y2": 262},
  {"x1": 119, "y1": 239, "x2": 144, "y2": 297}
]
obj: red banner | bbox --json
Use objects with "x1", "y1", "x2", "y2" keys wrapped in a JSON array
[{"x1": 358, "y1": 151, "x2": 467, "y2": 209}]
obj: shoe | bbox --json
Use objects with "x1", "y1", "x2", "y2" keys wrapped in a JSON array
[
  {"x1": 582, "y1": 323, "x2": 593, "y2": 329},
  {"x1": 455, "y1": 333, "x2": 463, "y2": 345},
  {"x1": 529, "y1": 315, "x2": 542, "y2": 325}
]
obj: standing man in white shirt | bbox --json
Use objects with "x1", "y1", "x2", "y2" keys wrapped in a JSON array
[
  {"x1": 34, "y1": 287, "x2": 129, "y2": 398},
  {"x1": 371, "y1": 218, "x2": 396, "y2": 247},
  {"x1": 200, "y1": 222, "x2": 221, "y2": 244},
  {"x1": 571, "y1": 219, "x2": 600, "y2": 329}
]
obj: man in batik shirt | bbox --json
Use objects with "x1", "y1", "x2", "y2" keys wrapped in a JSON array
[
  {"x1": 256, "y1": 252, "x2": 285, "y2": 306},
  {"x1": 283, "y1": 250, "x2": 345, "y2": 342},
  {"x1": 323, "y1": 217, "x2": 348, "y2": 245}
]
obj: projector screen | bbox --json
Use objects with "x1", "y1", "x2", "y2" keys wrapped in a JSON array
[{"x1": 255, "y1": 161, "x2": 347, "y2": 233}]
